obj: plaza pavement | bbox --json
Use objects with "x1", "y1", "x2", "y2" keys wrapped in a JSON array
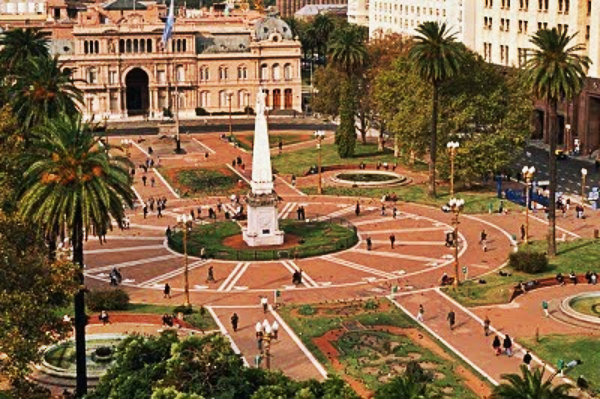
[{"x1": 83, "y1": 132, "x2": 600, "y2": 396}]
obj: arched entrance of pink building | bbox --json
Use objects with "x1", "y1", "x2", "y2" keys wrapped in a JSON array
[{"x1": 125, "y1": 68, "x2": 149, "y2": 116}]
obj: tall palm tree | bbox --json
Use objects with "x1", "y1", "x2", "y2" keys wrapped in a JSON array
[
  {"x1": 492, "y1": 365, "x2": 577, "y2": 399},
  {"x1": 313, "y1": 13, "x2": 335, "y2": 60},
  {"x1": 328, "y1": 25, "x2": 368, "y2": 158},
  {"x1": 0, "y1": 27, "x2": 49, "y2": 77},
  {"x1": 9, "y1": 55, "x2": 82, "y2": 133},
  {"x1": 18, "y1": 114, "x2": 135, "y2": 397},
  {"x1": 525, "y1": 28, "x2": 589, "y2": 256},
  {"x1": 409, "y1": 22, "x2": 464, "y2": 197}
]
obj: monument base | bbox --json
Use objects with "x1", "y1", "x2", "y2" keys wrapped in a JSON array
[{"x1": 243, "y1": 192, "x2": 285, "y2": 247}]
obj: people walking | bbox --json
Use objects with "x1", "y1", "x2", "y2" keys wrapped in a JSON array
[
  {"x1": 366, "y1": 236, "x2": 372, "y2": 251},
  {"x1": 492, "y1": 335, "x2": 502, "y2": 356},
  {"x1": 480, "y1": 229, "x2": 488, "y2": 252},
  {"x1": 142, "y1": 175, "x2": 147, "y2": 186},
  {"x1": 143, "y1": 204, "x2": 148, "y2": 219},
  {"x1": 483, "y1": 316, "x2": 491, "y2": 336},
  {"x1": 230, "y1": 313, "x2": 239, "y2": 332},
  {"x1": 163, "y1": 283, "x2": 171, "y2": 299},
  {"x1": 542, "y1": 300, "x2": 549, "y2": 317},
  {"x1": 447, "y1": 310, "x2": 456, "y2": 330},
  {"x1": 261, "y1": 296, "x2": 268, "y2": 313},
  {"x1": 503, "y1": 334, "x2": 513, "y2": 357},
  {"x1": 206, "y1": 266, "x2": 215, "y2": 283},
  {"x1": 150, "y1": 176, "x2": 156, "y2": 187},
  {"x1": 355, "y1": 201, "x2": 360, "y2": 217},
  {"x1": 416, "y1": 304, "x2": 424, "y2": 322},
  {"x1": 520, "y1": 224, "x2": 526, "y2": 241},
  {"x1": 523, "y1": 351, "x2": 533, "y2": 370},
  {"x1": 389, "y1": 234, "x2": 396, "y2": 249}
]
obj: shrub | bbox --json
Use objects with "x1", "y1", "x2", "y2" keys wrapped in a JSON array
[
  {"x1": 173, "y1": 305, "x2": 194, "y2": 315},
  {"x1": 509, "y1": 250, "x2": 548, "y2": 273},
  {"x1": 87, "y1": 289, "x2": 130, "y2": 311},
  {"x1": 363, "y1": 299, "x2": 379, "y2": 310},
  {"x1": 298, "y1": 304, "x2": 316, "y2": 316}
]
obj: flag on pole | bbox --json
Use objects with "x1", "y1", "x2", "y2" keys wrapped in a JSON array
[{"x1": 162, "y1": 0, "x2": 175, "y2": 44}]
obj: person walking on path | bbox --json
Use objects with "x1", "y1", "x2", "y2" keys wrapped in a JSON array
[
  {"x1": 392, "y1": 207, "x2": 397, "y2": 219},
  {"x1": 230, "y1": 313, "x2": 239, "y2": 332},
  {"x1": 389, "y1": 234, "x2": 396, "y2": 249},
  {"x1": 163, "y1": 283, "x2": 171, "y2": 299},
  {"x1": 272, "y1": 321, "x2": 279, "y2": 339},
  {"x1": 355, "y1": 201, "x2": 360, "y2": 217},
  {"x1": 480, "y1": 229, "x2": 488, "y2": 252},
  {"x1": 143, "y1": 204, "x2": 148, "y2": 219},
  {"x1": 503, "y1": 334, "x2": 513, "y2": 357},
  {"x1": 381, "y1": 204, "x2": 386, "y2": 216},
  {"x1": 542, "y1": 300, "x2": 549, "y2": 317},
  {"x1": 520, "y1": 224, "x2": 526, "y2": 241},
  {"x1": 366, "y1": 236, "x2": 372, "y2": 251},
  {"x1": 523, "y1": 351, "x2": 533, "y2": 370},
  {"x1": 447, "y1": 310, "x2": 456, "y2": 330},
  {"x1": 261, "y1": 296, "x2": 268, "y2": 313},
  {"x1": 416, "y1": 304, "x2": 424, "y2": 321},
  {"x1": 492, "y1": 335, "x2": 502, "y2": 356},
  {"x1": 483, "y1": 316, "x2": 491, "y2": 336},
  {"x1": 557, "y1": 358, "x2": 565, "y2": 376},
  {"x1": 150, "y1": 176, "x2": 156, "y2": 187},
  {"x1": 142, "y1": 175, "x2": 147, "y2": 186},
  {"x1": 206, "y1": 266, "x2": 215, "y2": 283}
]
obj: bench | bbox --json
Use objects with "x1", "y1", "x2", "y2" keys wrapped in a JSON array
[{"x1": 510, "y1": 274, "x2": 588, "y2": 301}]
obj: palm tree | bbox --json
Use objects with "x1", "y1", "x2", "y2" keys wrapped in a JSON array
[
  {"x1": 9, "y1": 55, "x2": 82, "y2": 132},
  {"x1": 313, "y1": 13, "x2": 335, "y2": 60},
  {"x1": 525, "y1": 28, "x2": 590, "y2": 256},
  {"x1": 409, "y1": 22, "x2": 464, "y2": 197},
  {"x1": 492, "y1": 365, "x2": 577, "y2": 399},
  {"x1": 328, "y1": 25, "x2": 368, "y2": 158},
  {"x1": 374, "y1": 375, "x2": 435, "y2": 399},
  {"x1": 18, "y1": 114, "x2": 135, "y2": 397},
  {"x1": 0, "y1": 27, "x2": 49, "y2": 76}
]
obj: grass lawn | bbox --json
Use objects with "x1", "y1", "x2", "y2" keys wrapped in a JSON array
[
  {"x1": 158, "y1": 166, "x2": 246, "y2": 198},
  {"x1": 235, "y1": 132, "x2": 310, "y2": 151},
  {"x1": 280, "y1": 299, "x2": 484, "y2": 398},
  {"x1": 520, "y1": 335, "x2": 600, "y2": 396},
  {"x1": 303, "y1": 184, "x2": 520, "y2": 215},
  {"x1": 168, "y1": 220, "x2": 358, "y2": 260},
  {"x1": 272, "y1": 143, "x2": 403, "y2": 175},
  {"x1": 570, "y1": 297, "x2": 600, "y2": 318},
  {"x1": 445, "y1": 239, "x2": 600, "y2": 307}
]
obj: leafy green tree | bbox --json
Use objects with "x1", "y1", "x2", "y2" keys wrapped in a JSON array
[
  {"x1": 0, "y1": 28, "x2": 49, "y2": 77},
  {"x1": 0, "y1": 106, "x2": 24, "y2": 212},
  {"x1": 491, "y1": 365, "x2": 576, "y2": 399},
  {"x1": 18, "y1": 114, "x2": 134, "y2": 397},
  {"x1": 151, "y1": 388, "x2": 204, "y2": 399},
  {"x1": 328, "y1": 24, "x2": 367, "y2": 158},
  {"x1": 312, "y1": 65, "x2": 341, "y2": 117},
  {"x1": 409, "y1": 22, "x2": 464, "y2": 197},
  {"x1": 313, "y1": 14, "x2": 335, "y2": 59},
  {"x1": 0, "y1": 216, "x2": 77, "y2": 394},
  {"x1": 525, "y1": 28, "x2": 590, "y2": 256},
  {"x1": 9, "y1": 56, "x2": 81, "y2": 133}
]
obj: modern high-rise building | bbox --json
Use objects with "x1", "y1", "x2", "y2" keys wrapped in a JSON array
[{"x1": 366, "y1": 0, "x2": 476, "y2": 49}]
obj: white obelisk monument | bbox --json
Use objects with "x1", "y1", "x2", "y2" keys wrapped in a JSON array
[{"x1": 242, "y1": 90, "x2": 284, "y2": 246}]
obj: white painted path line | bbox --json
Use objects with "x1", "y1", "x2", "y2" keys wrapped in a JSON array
[
  {"x1": 206, "y1": 306, "x2": 250, "y2": 367},
  {"x1": 152, "y1": 167, "x2": 180, "y2": 199},
  {"x1": 370, "y1": 240, "x2": 446, "y2": 246},
  {"x1": 104, "y1": 235, "x2": 165, "y2": 240},
  {"x1": 322, "y1": 255, "x2": 396, "y2": 279},
  {"x1": 528, "y1": 214, "x2": 581, "y2": 239},
  {"x1": 130, "y1": 141, "x2": 150, "y2": 157},
  {"x1": 269, "y1": 307, "x2": 328, "y2": 379},
  {"x1": 286, "y1": 259, "x2": 319, "y2": 288},
  {"x1": 226, "y1": 164, "x2": 251, "y2": 185},
  {"x1": 320, "y1": 205, "x2": 355, "y2": 220},
  {"x1": 85, "y1": 244, "x2": 165, "y2": 254},
  {"x1": 131, "y1": 185, "x2": 145, "y2": 206},
  {"x1": 276, "y1": 175, "x2": 307, "y2": 196},
  {"x1": 352, "y1": 248, "x2": 441, "y2": 263},
  {"x1": 138, "y1": 259, "x2": 209, "y2": 287},
  {"x1": 362, "y1": 227, "x2": 448, "y2": 234},
  {"x1": 222, "y1": 262, "x2": 251, "y2": 291},
  {"x1": 353, "y1": 215, "x2": 409, "y2": 226},
  {"x1": 87, "y1": 254, "x2": 178, "y2": 273},
  {"x1": 434, "y1": 288, "x2": 569, "y2": 383},
  {"x1": 280, "y1": 260, "x2": 318, "y2": 288},
  {"x1": 279, "y1": 202, "x2": 297, "y2": 219},
  {"x1": 217, "y1": 262, "x2": 246, "y2": 292},
  {"x1": 389, "y1": 296, "x2": 500, "y2": 385},
  {"x1": 192, "y1": 137, "x2": 216, "y2": 154}
]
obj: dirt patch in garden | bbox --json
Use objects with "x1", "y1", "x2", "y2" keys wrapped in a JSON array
[
  {"x1": 290, "y1": 300, "x2": 392, "y2": 319},
  {"x1": 313, "y1": 325, "x2": 492, "y2": 399},
  {"x1": 222, "y1": 233, "x2": 301, "y2": 250}
]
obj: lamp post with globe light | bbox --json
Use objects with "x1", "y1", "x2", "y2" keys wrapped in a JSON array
[
  {"x1": 120, "y1": 138, "x2": 132, "y2": 158},
  {"x1": 176, "y1": 214, "x2": 193, "y2": 306},
  {"x1": 446, "y1": 141, "x2": 459, "y2": 196},
  {"x1": 314, "y1": 130, "x2": 325, "y2": 194},
  {"x1": 447, "y1": 198, "x2": 464, "y2": 286},
  {"x1": 522, "y1": 166, "x2": 535, "y2": 244},
  {"x1": 581, "y1": 168, "x2": 588, "y2": 205}
]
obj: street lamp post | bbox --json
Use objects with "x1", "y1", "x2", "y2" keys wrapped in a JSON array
[
  {"x1": 581, "y1": 168, "x2": 588, "y2": 205},
  {"x1": 176, "y1": 214, "x2": 193, "y2": 306},
  {"x1": 522, "y1": 166, "x2": 535, "y2": 244},
  {"x1": 565, "y1": 124, "x2": 572, "y2": 153},
  {"x1": 120, "y1": 138, "x2": 131, "y2": 157},
  {"x1": 446, "y1": 141, "x2": 459, "y2": 197},
  {"x1": 447, "y1": 198, "x2": 464, "y2": 286},
  {"x1": 263, "y1": 323, "x2": 273, "y2": 369},
  {"x1": 314, "y1": 130, "x2": 325, "y2": 195}
]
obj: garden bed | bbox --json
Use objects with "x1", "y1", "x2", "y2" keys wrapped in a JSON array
[
  {"x1": 168, "y1": 219, "x2": 358, "y2": 260},
  {"x1": 158, "y1": 166, "x2": 247, "y2": 197},
  {"x1": 234, "y1": 131, "x2": 312, "y2": 151}
]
